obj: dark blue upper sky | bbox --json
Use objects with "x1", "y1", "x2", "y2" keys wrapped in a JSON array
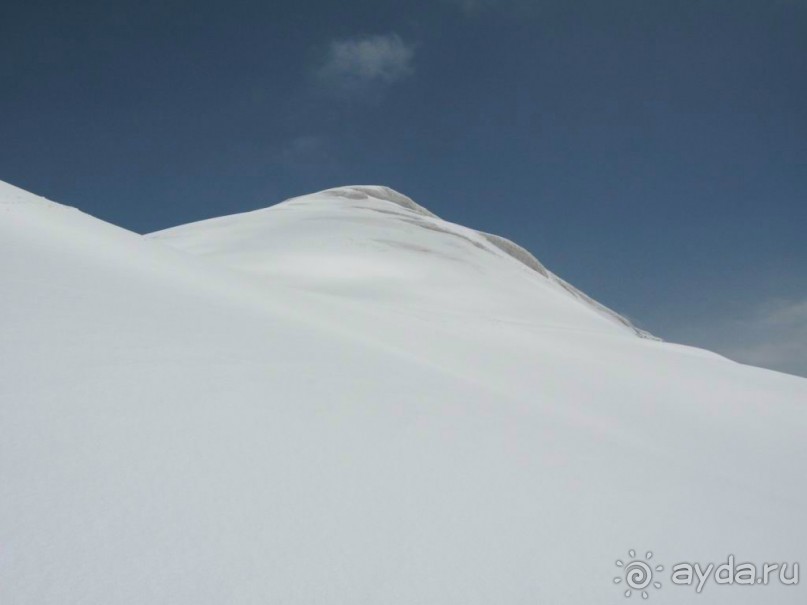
[{"x1": 2, "y1": 0, "x2": 806, "y2": 375}]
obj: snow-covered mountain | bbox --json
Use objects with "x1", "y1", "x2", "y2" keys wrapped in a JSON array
[
  {"x1": 150, "y1": 185, "x2": 653, "y2": 338},
  {"x1": 2, "y1": 180, "x2": 806, "y2": 604}
]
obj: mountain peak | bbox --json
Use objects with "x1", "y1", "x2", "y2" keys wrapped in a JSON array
[
  {"x1": 151, "y1": 186, "x2": 655, "y2": 339},
  {"x1": 291, "y1": 185, "x2": 440, "y2": 219}
]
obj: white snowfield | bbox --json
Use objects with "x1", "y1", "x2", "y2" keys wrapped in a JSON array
[{"x1": 1, "y1": 180, "x2": 806, "y2": 604}]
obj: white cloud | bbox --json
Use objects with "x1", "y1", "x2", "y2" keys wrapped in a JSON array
[{"x1": 316, "y1": 33, "x2": 414, "y2": 95}]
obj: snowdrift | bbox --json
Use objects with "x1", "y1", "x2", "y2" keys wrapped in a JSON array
[{"x1": 2, "y1": 180, "x2": 806, "y2": 603}]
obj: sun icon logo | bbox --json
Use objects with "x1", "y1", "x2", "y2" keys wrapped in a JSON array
[{"x1": 614, "y1": 550, "x2": 663, "y2": 599}]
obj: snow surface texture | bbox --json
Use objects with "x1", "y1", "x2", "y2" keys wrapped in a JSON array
[{"x1": 2, "y1": 180, "x2": 806, "y2": 604}]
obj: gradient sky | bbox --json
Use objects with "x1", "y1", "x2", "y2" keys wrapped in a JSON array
[{"x1": 2, "y1": 0, "x2": 806, "y2": 376}]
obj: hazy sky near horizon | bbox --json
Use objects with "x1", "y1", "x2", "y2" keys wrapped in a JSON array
[{"x1": 1, "y1": 0, "x2": 806, "y2": 376}]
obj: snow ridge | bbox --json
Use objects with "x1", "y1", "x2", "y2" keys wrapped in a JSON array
[
  {"x1": 298, "y1": 185, "x2": 656, "y2": 339},
  {"x1": 323, "y1": 185, "x2": 439, "y2": 219}
]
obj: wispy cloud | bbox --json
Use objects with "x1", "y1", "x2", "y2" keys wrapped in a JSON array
[
  {"x1": 315, "y1": 33, "x2": 415, "y2": 97},
  {"x1": 672, "y1": 298, "x2": 807, "y2": 378},
  {"x1": 273, "y1": 134, "x2": 339, "y2": 175},
  {"x1": 442, "y1": 0, "x2": 536, "y2": 16},
  {"x1": 722, "y1": 299, "x2": 807, "y2": 377},
  {"x1": 444, "y1": 0, "x2": 495, "y2": 14},
  {"x1": 280, "y1": 135, "x2": 329, "y2": 162}
]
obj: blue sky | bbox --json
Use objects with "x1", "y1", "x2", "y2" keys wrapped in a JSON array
[{"x1": 1, "y1": 0, "x2": 806, "y2": 376}]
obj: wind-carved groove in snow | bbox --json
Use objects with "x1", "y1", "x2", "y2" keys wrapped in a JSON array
[
  {"x1": 477, "y1": 233, "x2": 550, "y2": 277},
  {"x1": 548, "y1": 275, "x2": 659, "y2": 340},
  {"x1": 325, "y1": 186, "x2": 438, "y2": 219},
  {"x1": 474, "y1": 231, "x2": 657, "y2": 339},
  {"x1": 476, "y1": 231, "x2": 657, "y2": 339},
  {"x1": 398, "y1": 217, "x2": 490, "y2": 252},
  {"x1": 323, "y1": 185, "x2": 657, "y2": 340}
]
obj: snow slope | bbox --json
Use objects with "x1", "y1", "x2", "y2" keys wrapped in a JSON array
[
  {"x1": 2, "y1": 180, "x2": 806, "y2": 604},
  {"x1": 150, "y1": 185, "x2": 654, "y2": 338}
]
